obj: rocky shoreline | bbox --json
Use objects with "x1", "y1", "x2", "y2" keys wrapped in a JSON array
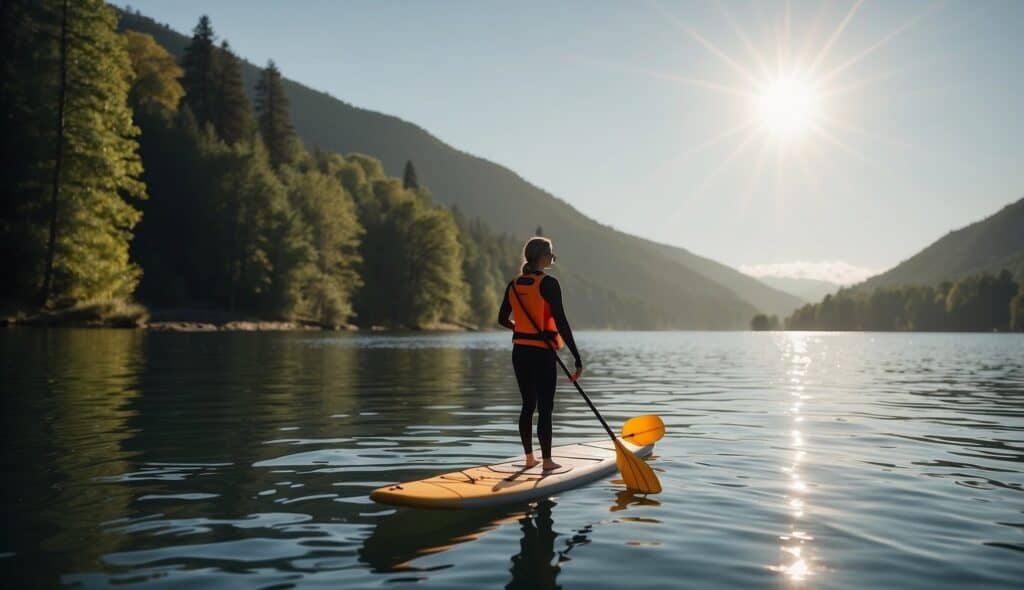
[{"x1": 3, "y1": 305, "x2": 474, "y2": 332}]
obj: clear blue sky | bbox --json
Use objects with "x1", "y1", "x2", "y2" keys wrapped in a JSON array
[{"x1": 118, "y1": 0, "x2": 1024, "y2": 283}]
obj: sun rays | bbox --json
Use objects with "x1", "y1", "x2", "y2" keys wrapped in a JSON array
[{"x1": 594, "y1": 0, "x2": 946, "y2": 219}]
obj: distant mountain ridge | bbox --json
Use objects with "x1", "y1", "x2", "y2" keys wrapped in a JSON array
[
  {"x1": 754, "y1": 276, "x2": 841, "y2": 303},
  {"x1": 117, "y1": 10, "x2": 803, "y2": 328},
  {"x1": 859, "y1": 196, "x2": 1024, "y2": 291}
]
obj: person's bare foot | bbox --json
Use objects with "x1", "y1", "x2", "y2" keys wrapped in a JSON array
[
  {"x1": 523, "y1": 454, "x2": 539, "y2": 468},
  {"x1": 542, "y1": 459, "x2": 561, "y2": 471}
]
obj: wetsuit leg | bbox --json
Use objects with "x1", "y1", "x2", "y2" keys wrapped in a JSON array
[
  {"x1": 535, "y1": 350, "x2": 557, "y2": 459},
  {"x1": 513, "y1": 345, "x2": 538, "y2": 455}
]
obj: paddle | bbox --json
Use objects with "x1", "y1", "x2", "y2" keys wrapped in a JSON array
[
  {"x1": 621, "y1": 415, "x2": 666, "y2": 446},
  {"x1": 509, "y1": 281, "x2": 662, "y2": 494}
]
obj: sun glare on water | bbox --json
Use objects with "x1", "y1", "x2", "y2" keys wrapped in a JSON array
[{"x1": 756, "y1": 77, "x2": 820, "y2": 139}]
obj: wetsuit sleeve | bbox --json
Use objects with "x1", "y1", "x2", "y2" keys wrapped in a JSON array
[
  {"x1": 540, "y1": 276, "x2": 582, "y2": 367},
  {"x1": 497, "y1": 281, "x2": 515, "y2": 330}
]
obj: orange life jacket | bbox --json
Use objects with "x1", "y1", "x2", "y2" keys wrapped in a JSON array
[{"x1": 510, "y1": 272, "x2": 564, "y2": 350}]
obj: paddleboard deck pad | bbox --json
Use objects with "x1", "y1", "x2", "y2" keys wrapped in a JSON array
[{"x1": 370, "y1": 438, "x2": 654, "y2": 509}]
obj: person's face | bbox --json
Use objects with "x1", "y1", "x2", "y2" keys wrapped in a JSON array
[{"x1": 541, "y1": 250, "x2": 556, "y2": 268}]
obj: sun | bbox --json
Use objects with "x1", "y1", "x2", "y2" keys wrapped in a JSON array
[{"x1": 755, "y1": 76, "x2": 820, "y2": 139}]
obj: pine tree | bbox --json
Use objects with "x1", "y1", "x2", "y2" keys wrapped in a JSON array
[
  {"x1": 181, "y1": 15, "x2": 216, "y2": 128},
  {"x1": 535, "y1": 225, "x2": 544, "y2": 236},
  {"x1": 0, "y1": 0, "x2": 50, "y2": 303},
  {"x1": 1011, "y1": 286, "x2": 1024, "y2": 332},
  {"x1": 255, "y1": 60, "x2": 295, "y2": 169},
  {"x1": 212, "y1": 41, "x2": 251, "y2": 145},
  {"x1": 38, "y1": 0, "x2": 70, "y2": 304},
  {"x1": 37, "y1": 0, "x2": 146, "y2": 305},
  {"x1": 402, "y1": 160, "x2": 419, "y2": 190}
]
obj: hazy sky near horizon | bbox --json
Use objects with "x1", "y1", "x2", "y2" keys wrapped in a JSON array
[{"x1": 118, "y1": 0, "x2": 1023, "y2": 283}]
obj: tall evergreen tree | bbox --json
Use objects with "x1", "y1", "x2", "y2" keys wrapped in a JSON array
[
  {"x1": 36, "y1": 0, "x2": 146, "y2": 305},
  {"x1": 212, "y1": 41, "x2": 251, "y2": 145},
  {"x1": 402, "y1": 160, "x2": 419, "y2": 190},
  {"x1": 181, "y1": 15, "x2": 216, "y2": 128},
  {"x1": 39, "y1": 0, "x2": 70, "y2": 304},
  {"x1": 1011, "y1": 286, "x2": 1024, "y2": 332},
  {"x1": 0, "y1": 0, "x2": 44, "y2": 303},
  {"x1": 254, "y1": 60, "x2": 295, "y2": 169}
]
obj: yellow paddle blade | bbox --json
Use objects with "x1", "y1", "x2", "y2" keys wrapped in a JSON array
[
  {"x1": 620, "y1": 415, "x2": 665, "y2": 446},
  {"x1": 613, "y1": 438, "x2": 662, "y2": 494}
]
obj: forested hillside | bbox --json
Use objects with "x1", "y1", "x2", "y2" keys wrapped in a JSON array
[
  {"x1": 117, "y1": 10, "x2": 802, "y2": 328},
  {"x1": 858, "y1": 197, "x2": 1024, "y2": 291},
  {"x1": 782, "y1": 198, "x2": 1024, "y2": 332},
  {"x1": 786, "y1": 270, "x2": 1024, "y2": 332},
  {"x1": 1, "y1": 3, "x2": 518, "y2": 329}
]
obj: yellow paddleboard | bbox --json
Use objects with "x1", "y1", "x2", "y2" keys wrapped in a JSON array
[{"x1": 370, "y1": 438, "x2": 654, "y2": 509}]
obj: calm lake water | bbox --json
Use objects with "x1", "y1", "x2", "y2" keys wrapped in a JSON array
[{"x1": 1, "y1": 330, "x2": 1022, "y2": 589}]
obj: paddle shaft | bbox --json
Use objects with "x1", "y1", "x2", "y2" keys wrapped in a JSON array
[{"x1": 509, "y1": 280, "x2": 617, "y2": 441}]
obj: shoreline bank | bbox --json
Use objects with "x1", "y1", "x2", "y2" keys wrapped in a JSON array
[{"x1": 2, "y1": 305, "x2": 475, "y2": 333}]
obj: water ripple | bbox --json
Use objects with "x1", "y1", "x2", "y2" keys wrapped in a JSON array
[{"x1": 1, "y1": 330, "x2": 1022, "y2": 588}]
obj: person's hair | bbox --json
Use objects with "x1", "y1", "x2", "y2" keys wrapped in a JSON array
[{"x1": 521, "y1": 237, "x2": 553, "y2": 273}]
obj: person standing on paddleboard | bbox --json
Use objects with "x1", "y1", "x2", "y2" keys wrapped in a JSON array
[{"x1": 497, "y1": 237, "x2": 583, "y2": 471}]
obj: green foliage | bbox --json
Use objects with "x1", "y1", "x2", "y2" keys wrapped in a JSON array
[
  {"x1": 404, "y1": 205, "x2": 467, "y2": 325},
  {"x1": 255, "y1": 60, "x2": 296, "y2": 169},
  {"x1": 944, "y1": 270, "x2": 1017, "y2": 331},
  {"x1": 123, "y1": 31, "x2": 184, "y2": 114},
  {"x1": 0, "y1": 6, "x2": 515, "y2": 330},
  {"x1": 453, "y1": 209, "x2": 520, "y2": 327},
  {"x1": 1011, "y1": 286, "x2": 1024, "y2": 332},
  {"x1": 279, "y1": 164, "x2": 363, "y2": 325},
  {"x1": 136, "y1": 120, "x2": 294, "y2": 315},
  {"x1": 0, "y1": 0, "x2": 50, "y2": 303},
  {"x1": 344, "y1": 175, "x2": 467, "y2": 328},
  {"x1": 786, "y1": 270, "x2": 1020, "y2": 332},
  {"x1": 750, "y1": 313, "x2": 780, "y2": 331},
  {"x1": 181, "y1": 15, "x2": 216, "y2": 127},
  {"x1": 402, "y1": 160, "x2": 419, "y2": 190},
  {"x1": 212, "y1": 41, "x2": 251, "y2": 144},
  {"x1": 0, "y1": 0, "x2": 145, "y2": 307}
]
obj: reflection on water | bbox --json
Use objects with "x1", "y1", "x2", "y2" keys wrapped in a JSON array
[
  {"x1": 773, "y1": 334, "x2": 816, "y2": 583},
  {"x1": 360, "y1": 504, "x2": 527, "y2": 576},
  {"x1": 1, "y1": 330, "x2": 1023, "y2": 588},
  {"x1": 507, "y1": 501, "x2": 561, "y2": 590},
  {"x1": 2, "y1": 330, "x2": 144, "y2": 576}
]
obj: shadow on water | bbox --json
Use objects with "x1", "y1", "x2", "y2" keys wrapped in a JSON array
[
  {"x1": 359, "y1": 504, "x2": 530, "y2": 573},
  {"x1": 359, "y1": 499, "x2": 582, "y2": 590}
]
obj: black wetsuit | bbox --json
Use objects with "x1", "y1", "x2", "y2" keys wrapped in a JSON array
[{"x1": 497, "y1": 272, "x2": 581, "y2": 459}]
